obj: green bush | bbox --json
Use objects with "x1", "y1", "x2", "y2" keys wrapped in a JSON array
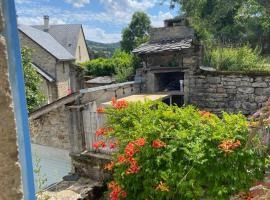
[
  {"x1": 81, "y1": 58, "x2": 115, "y2": 77},
  {"x1": 97, "y1": 101, "x2": 266, "y2": 200},
  {"x1": 204, "y1": 45, "x2": 269, "y2": 71},
  {"x1": 81, "y1": 51, "x2": 136, "y2": 82}
]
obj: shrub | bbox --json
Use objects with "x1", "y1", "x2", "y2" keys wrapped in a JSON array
[
  {"x1": 81, "y1": 58, "x2": 116, "y2": 77},
  {"x1": 81, "y1": 51, "x2": 135, "y2": 82},
  {"x1": 204, "y1": 45, "x2": 268, "y2": 71},
  {"x1": 96, "y1": 101, "x2": 266, "y2": 200}
]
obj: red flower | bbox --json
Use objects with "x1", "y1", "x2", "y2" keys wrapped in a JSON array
[
  {"x1": 152, "y1": 139, "x2": 166, "y2": 148},
  {"x1": 125, "y1": 157, "x2": 140, "y2": 175},
  {"x1": 111, "y1": 97, "x2": 128, "y2": 109},
  {"x1": 134, "y1": 138, "x2": 146, "y2": 147},
  {"x1": 108, "y1": 181, "x2": 127, "y2": 200},
  {"x1": 126, "y1": 165, "x2": 140, "y2": 175},
  {"x1": 96, "y1": 128, "x2": 105, "y2": 137},
  {"x1": 92, "y1": 141, "x2": 106, "y2": 150},
  {"x1": 117, "y1": 155, "x2": 126, "y2": 164},
  {"x1": 121, "y1": 191, "x2": 127, "y2": 198},
  {"x1": 110, "y1": 142, "x2": 117, "y2": 149},
  {"x1": 96, "y1": 106, "x2": 105, "y2": 113},
  {"x1": 125, "y1": 142, "x2": 138, "y2": 157}
]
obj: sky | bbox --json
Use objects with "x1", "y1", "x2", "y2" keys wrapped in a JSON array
[{"x1": 15, "y1": 0, "x2": 180, "y2": 43}]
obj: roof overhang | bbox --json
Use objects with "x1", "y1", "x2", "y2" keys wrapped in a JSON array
[
  {"x1": 31, "y1": 63, "x2": 55, "y2": 82},
  {"x1": 132, "y1": 38, "x2": 192, "y2": 55}
]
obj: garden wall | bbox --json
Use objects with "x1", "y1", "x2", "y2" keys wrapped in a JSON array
[
  {"x1": 189, "y1": 71, "x2": 270, "y2": 115},
  {"x1": 29, "y1": 106, "x2": 70, "y2": 150}
]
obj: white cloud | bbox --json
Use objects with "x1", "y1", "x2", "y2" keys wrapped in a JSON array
[
  {"x1": 150, "y1": 11, "x2": 173, "y2": 27},
  {"x1": 83, "y1": 26, "x2": 121, "y2": 43},
  {"x1": 64, "y1": 0, "x2": 90, "y2": 8},
  {"x1": 18, "y1": 16, "x2": 66, "y2": 25}
]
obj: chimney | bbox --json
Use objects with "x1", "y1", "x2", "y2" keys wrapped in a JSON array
[{"x1": 43, "y1": 15, "x2": 49, "y2": 32}]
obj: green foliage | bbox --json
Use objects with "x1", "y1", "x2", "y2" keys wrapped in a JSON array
[
  {"x1": 81, "y1": 58, "x2": 116, "y2": 77},
  {"x1": 121, "y1": 12, "x2": 151, "y2": 52},
  {"x1": 22, "y1": 47, "x2": 46, "y2": 112},
  {"x1": 169, "y1": 0, "x2": 270, "y2": 49},
  {"x1": 81, "y1": 51, "x2": 135, "y2": 82},
  {"x1": 104, "y1": 102, "x2": 266, "y2": 200},
  {"x1": 204, "y1": 45, "x2": 270, "y2": 71}
]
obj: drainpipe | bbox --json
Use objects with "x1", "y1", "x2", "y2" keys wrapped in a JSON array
[{"x1": 1, "y1": 0, "x2": 36, "y2": 199}]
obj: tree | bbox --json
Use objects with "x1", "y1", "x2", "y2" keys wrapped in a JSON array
[
  {"x1": 21, "y1": 47, "x2": 46, "y2": 111},
  {"x1": 169, "y1": 0, "x2": 270, "y2": 48},
  {"x1": 121, "y1": 12, "x2": 151, "y2": 52}
]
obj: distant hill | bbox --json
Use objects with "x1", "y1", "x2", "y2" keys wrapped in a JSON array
[{"x1": 86, "y1": 40, "x2": 121, "y2": 59}]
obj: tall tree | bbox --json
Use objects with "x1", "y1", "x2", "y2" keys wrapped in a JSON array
[
  {"x1": 169, "y1": 0, "x2": 270, "y2": 47},
  {"x1": 22, "y1": 47, "x2": 46, "y2": 111},
  {"x1": 121, "y1": 12, "x2": 151, "y2": 52}
]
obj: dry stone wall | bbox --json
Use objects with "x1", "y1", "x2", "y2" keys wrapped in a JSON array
[
  {"x1": 189, "y1": 72, "x2": 270, "y2": 115},
  {"x1": 30, "y1": 106, "x2": 70, "y2": 150}
]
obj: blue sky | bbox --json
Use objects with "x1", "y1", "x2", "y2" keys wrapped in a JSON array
[{"x1": 15, "y1": 0, "x2": 180, "y2": 43}]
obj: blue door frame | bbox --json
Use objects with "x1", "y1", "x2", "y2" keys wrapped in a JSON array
[{"x1": 1, "y1": 0, "x2": 36, "y2": 199}]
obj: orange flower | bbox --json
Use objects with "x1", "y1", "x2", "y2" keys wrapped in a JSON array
[
  {"x1": 134, "y1": 138, "x2": 146, "y2": 147},
  {"x1": 111, "y1": 97, "x2": 128, "y2": 109},
  {"x1": 117, "y1": 155, "x2": 127, "y2": 164},
  {"x1": 108, "y1": 181, "x2": 127, "y2": 200},
  {"x1": 125, "y1": 142, "x2": 138, "y2": 157},
  {"x1": 218, "y1": 139, "x2": 241, "y2": 154},
  {"x1": 92, "y1": 140, "x2": 106, "y2": 149},
  {"x1": 104, "y1": 161, "x2": 114, "y2": 171},
  {"x1": 96, "y1": 127, "x2": 114, "y2": 137},
  {"x1": 96, "y1": 106, "x2": 105, "y2": 113},
  {"x1": 152, "y1": 139, "x2": 166, "y2": 148},
  {"x1": 96, "y1": 128, "x2": 105, "y2": 136},
  {"x1": 199, "y1": 110, "x2": 212, "y2": 118},
  {"x1": 126, "y1": 165, "x2": 140, "y2": 175},
  {"x1": 156, "y1": 181, "x2": 170, "y2": 192}
]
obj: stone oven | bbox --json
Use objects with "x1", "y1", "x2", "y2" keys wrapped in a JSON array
[{"x1": 133, "y1": 17, "x2": 202, "y2": 106}]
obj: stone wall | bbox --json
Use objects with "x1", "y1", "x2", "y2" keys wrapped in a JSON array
[
  {"x1": 30, "y1": 106, "x2": 70, "y2": 150},
  {"x1": 189, "y1": 72, "x2": 270, "y2": 115},
  {"x1": 0, "y1": 7, "x2": 23, "y2": 199}
]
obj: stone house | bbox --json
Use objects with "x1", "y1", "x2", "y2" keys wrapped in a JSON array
[{"x1": 18, "y1": 15, "x2": 90, "y2": 103}]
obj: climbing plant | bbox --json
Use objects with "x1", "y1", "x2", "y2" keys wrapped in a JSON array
[{"x1": 22, "y1": 47, "x2": 46, "y2": 111}]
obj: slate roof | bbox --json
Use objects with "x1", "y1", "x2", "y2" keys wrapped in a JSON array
[
  {"x1": 18, "y1": 25, "x2": 75, "y2": 61},
  {"x1": 33, "y1": 24, "x2": 81, "y2": 56},
  {"x1": 132, "y1": 39, "x2": 192, "y2": 55},
  {"x1": 31, "y1": 63, "x2": 55, "y2": 82}
]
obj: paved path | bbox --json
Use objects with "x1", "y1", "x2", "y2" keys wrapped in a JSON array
[{"x1": 31, "y1": 144, "x2": 72, "y2": 192}]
